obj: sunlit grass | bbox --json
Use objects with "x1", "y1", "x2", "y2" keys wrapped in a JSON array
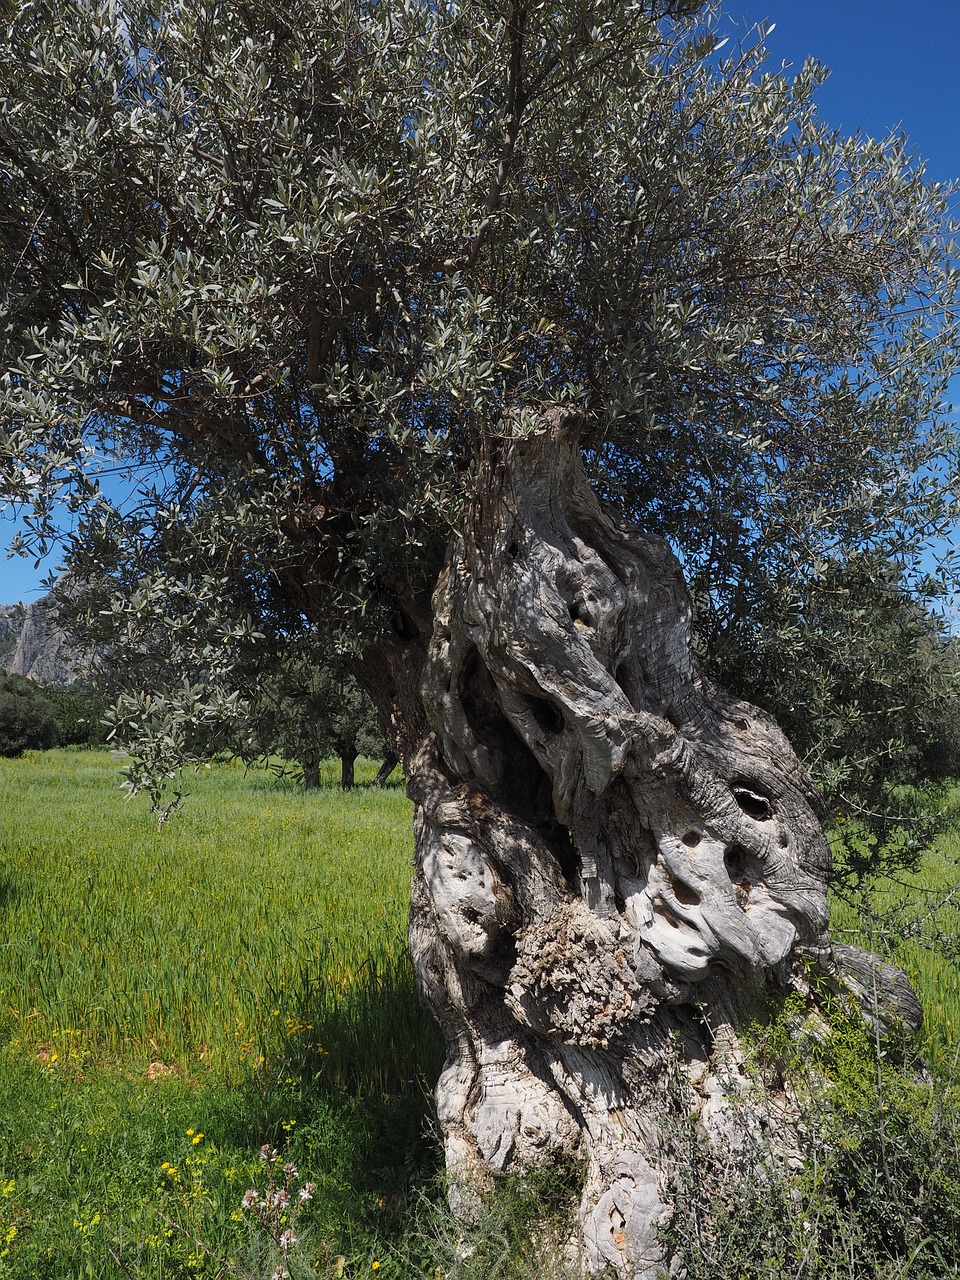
[
  {"x1": 0, "y1": 750, "x2": 441, "y2": 1092},
  {"x1": 830, "y1": 821, "x2": 960, "y2": 1077},
  {"x1": 4, "y1": 751, "x2": 960, "y2": 1277},
  {"x1": 0, "y1": 750, "x2": 447, "y2": 1275}
]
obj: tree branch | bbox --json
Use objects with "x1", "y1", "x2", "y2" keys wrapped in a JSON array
[{"x1": 443, "y1": 1, "x2": 529, "y2": 274}]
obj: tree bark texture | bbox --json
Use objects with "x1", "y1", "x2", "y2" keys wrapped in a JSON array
[
  {"x1": 301, "y1": 748, "x2": 320, "y2": 792},
  {"x1": 403, "y1": 410, "x2": 919, "y2": 1277}
]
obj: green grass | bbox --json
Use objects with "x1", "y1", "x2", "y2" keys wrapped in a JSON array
[
  {"x1": 3, "y1": 751, "x2": 960, "y2": 1278},
  {"x1": 830, "y1": 820, "x2": 960, "y2": 1077},
  {"x1": 0, "y1": 750, "x2": 444, "y2": 1278},
  {"x1": 0, "y1": 750, "x2": 439, "y2": 1085}
]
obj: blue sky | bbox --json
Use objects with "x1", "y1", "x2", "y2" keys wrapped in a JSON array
[
  {"x1": 742, "y1": 1, "x2": 960, "y2": 189},
  {"x1": 1, "y1": 0, "x2": 959, "y2": 603}
]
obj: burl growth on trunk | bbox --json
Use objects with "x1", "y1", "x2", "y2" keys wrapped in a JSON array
[{"x1": 406, "y1": 410, "x2": 919, "y2": 1277}]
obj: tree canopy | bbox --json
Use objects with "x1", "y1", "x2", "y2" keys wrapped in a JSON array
[
  {"x1": 4, "y1": 4, "x2": 959, "y2": 1263},
  {"x1": 0, "y1": 674, "x2": 58, "y2": 756},
  {"x1": 1, "y1": 0, "x2": 958, "y2": 816}
]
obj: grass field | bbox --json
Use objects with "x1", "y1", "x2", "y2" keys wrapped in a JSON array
[
  {"x1": 0, "y1": 751, "x2": 439, "y2": 1084},
  {"x1": 2, "y1": 750, "x2": 960, "y2": 1278},
  {"x1": 0, "y1": 750, "x2": 443, "y2": 1279},
  {"x1": 829, "y1": 822, "x2": 960, "y2": 1077}
]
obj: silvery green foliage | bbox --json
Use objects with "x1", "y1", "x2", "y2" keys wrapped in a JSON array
[{"x1": 0, "y1": 0, "x2": 957, "y2": 804}]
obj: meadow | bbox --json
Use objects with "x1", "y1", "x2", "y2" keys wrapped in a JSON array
[
  {"x1": 3, "y1": 750, "x2": 960, "y2": 1278},
  {"x1": 0, "y1": 750, "x2": 445, "y2": 1279}
]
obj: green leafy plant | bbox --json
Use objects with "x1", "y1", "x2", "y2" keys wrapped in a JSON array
[{"x1": 0, "y1": 674, "x2": 58, "y2": 757}]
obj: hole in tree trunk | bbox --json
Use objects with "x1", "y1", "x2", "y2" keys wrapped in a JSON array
[
  {"x1": 655, "y1": 903, "x2": 681, "y2": 929},
  {"x1": 681, "y1": 830, "x2": 701, "y2": 847},
  {"x1": 540, "y1": 822, "x2": 579, "y2": 890},
  {"x1": 724, "y1": 844, "x2": 748, "y2": 879},
  {"x1": 526, "y1": 694, "x2": 564, "y2": 736},
  {"x1": 732, "y1": 786, "x2": 773, "y2": 821},
  {"x1": 724, "y1": 843, "x2": 759, "y2": 909},
  {"x1": 671, "y1": 878, "x2": 700, "y2": 907},
  {"x1": 456, "y1": 646, "x2": 579, "y2": 886},
  {"x1": 614, "y1": 661, "x2": 641, "y2": 709},
  {"x1": 568, "y1": 599, "x2": 592, "y2": 627}
]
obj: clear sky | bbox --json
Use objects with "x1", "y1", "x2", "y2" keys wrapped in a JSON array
[{"x1": 1, "y1": 1, "x2": 959, "y2": 603}]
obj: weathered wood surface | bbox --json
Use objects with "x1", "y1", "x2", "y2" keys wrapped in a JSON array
[{"x1": 401, "y1": 409, "x2": 918, "y2": 1277}]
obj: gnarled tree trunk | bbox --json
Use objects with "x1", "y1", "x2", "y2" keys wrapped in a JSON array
[{"x1": 373, "y1": 410, "x2": 920, "y2": 1278}]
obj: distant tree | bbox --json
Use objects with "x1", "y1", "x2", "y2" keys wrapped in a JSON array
[
  {"x1": 0, "y1": 675, "x2": 58, "y2": 756},
  {"x1": 237, "y1": 651, "x2": 387, "y2": 790},
  {"x1": 42, "y1": 685, "x2": 108, "y2": 748}
]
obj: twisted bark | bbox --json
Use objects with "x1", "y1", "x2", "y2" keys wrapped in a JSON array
[{"x1": 395, "y1": 409, "x2": 919, "y2": 1276}]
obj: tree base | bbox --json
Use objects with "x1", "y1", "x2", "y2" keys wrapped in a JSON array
[{"x1": 404, "y1": 411, "x2": 919, "y2": 1277}]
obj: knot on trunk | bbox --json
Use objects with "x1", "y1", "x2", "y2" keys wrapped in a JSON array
[{"x1": 507, "y1": 901, "x2": 660, "y2": 1047}]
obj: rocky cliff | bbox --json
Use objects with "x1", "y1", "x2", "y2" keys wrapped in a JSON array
[
  {"x1": 0, "y1": 604, "x2": 23, "y2": 670},
  {"x1": 0, "y1": 594, "x2": 84, "y2": 685}
]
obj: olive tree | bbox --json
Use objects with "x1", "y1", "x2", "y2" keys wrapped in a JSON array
[
  {"x1": 235, "y1": 649, "x2": 388, "y2": 789},
  {"x1": 2, "y1": 1, "x2": 958, "y2": 1272}
]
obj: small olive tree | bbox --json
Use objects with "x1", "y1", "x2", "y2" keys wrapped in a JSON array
[{"x1": 236, "y1": 649, "x2": 387, "y2": 789}]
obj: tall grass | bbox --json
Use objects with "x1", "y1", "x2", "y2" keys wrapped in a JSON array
[
  {"x1": 3, "y1": 751, "x2": 960, "y2": 1278},
  {"x1": 0, "y1": 750, "x2": 442, "y2": 1091},
  {"x1": 0, "y1": 751, "x2": 447, "y2": 1278},
  {"x1": 830, "y1": 826, "x2": 960, "y2": 1077}
]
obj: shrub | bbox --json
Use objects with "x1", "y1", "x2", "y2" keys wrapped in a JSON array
[
  {"x1": 663, "y1": 1004, "x2": 960, "y2": 1279},
  {"x1": 0, "y1": 674, "x2": 58, "y2": 756},
  {"x1": 42, "y1": 685, "x2": 107, "y2": 747}
]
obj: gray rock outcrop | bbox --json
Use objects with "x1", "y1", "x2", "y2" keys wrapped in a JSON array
[
  {"x1": 0, "y1": 603, "x2": 23, "y2": 669},
  {"x1": 1, "y1": 593, "x2": 83, "y2": 684}
]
